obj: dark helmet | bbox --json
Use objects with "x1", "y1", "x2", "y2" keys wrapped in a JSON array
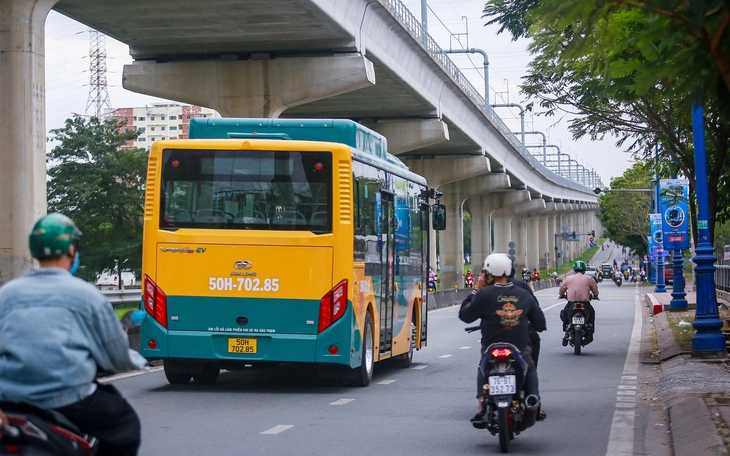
[{"x1": 28, "y1": 213, "x2": 82, "y2": 259}]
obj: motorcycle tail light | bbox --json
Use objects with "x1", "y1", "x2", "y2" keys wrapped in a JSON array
[
  {"x1": 491, "y1": 348, "x2": 512, "y2": 359},
  {"x1": 573, "y1": 303, "x2": 584, "y2": 310}
]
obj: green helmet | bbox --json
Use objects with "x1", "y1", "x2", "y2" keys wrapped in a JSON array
[
  {"x1": 28, "y1": 213, "x2": 82, "y2": 259},
  {"x1": 573, "y1": 260, "x2": 586, "y2": 272}
]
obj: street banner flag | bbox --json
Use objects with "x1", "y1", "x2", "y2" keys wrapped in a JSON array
[
  {"x1": 659, "y1": 179, "x2": 690, "y2": 250},
  {"x1": 650, "y1": 213, "x2": 669, "y2": 258}
]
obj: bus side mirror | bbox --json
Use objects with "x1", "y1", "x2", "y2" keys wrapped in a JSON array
[{"x1": 432, "y1": 204, "x2": 446, "y2": 231}]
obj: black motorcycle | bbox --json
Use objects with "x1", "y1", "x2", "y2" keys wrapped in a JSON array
[
  {"x1": 615, "y1": 275, "x2": 623, "y2": 287},
  {"x1": 466, "y1": 327, "x2": 540, "y2": 453},
  {"x1": 563, "y1": 299, "x2": 597, "y2": 355},
  {"x1": 0, "y1": 401, "x2": 98, "y2": 455}
]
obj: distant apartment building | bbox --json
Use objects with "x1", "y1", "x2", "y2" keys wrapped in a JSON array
[{"x1": 109, "y1": 103, "x2": 218, "y2": 149}]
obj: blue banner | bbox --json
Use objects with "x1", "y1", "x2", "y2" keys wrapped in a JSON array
[
  {"x1": 650, "y1": 213, "x2": 669, "y2": 258},
  {"x1": 659, "y1": 179, "x2": 690, "y2": 250},
  {"x1": 647, "y1": 235, "x2": 654, "y2": 262}
]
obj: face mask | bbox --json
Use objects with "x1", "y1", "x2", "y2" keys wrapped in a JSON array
[{"x1": 69, "y1": 252, "x2": 80, "y2": 275}]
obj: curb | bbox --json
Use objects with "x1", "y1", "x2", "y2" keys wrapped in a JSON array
[{"x1": 645, "y1": 293, "x2": 729, "y2": 455}]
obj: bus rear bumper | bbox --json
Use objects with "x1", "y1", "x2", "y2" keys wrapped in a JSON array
[{"x1": 140, "y1": 312, "x2": 360, "y2": 368}]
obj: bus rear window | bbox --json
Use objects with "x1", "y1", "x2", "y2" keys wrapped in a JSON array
[{"x1": 159, "y1": 149, "x2": 332, "y2": 232}]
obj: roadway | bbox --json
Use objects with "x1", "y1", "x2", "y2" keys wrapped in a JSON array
[{"x1": 106, "y1": 269, "x2": 656, "y2": 455}]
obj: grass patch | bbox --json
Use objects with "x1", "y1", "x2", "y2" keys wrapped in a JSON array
[
  {"x1": 115, "y1": 302, "x2": 140, "y2": 320},
  {"x1": 666, "y1": 314, "x2": 694, "y2": 352}
]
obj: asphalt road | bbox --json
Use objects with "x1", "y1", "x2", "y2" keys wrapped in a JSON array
[{"x1": 110, "y1": 266, "x2": 648, "y2": 455}]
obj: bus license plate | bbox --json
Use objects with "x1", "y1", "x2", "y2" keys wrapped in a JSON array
[
  {"x1": 228, "y1": 338, "x2": 257, "y2": 354},
  {"x1": 572, "y1": 316, "x2": 585, "y2": 325},
  {"x1": 488, "y1": 375, "x2": 516, "y2": 395}
]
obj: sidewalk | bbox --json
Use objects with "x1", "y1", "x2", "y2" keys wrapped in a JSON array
[{"x1": 644, "y1": 289, "x2": 730, "y2": 456}]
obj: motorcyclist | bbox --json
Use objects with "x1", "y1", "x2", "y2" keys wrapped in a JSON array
[
  {"x1": 559, "y1": 260, "x2": 599, "y2": 345},
  {"x1": 428, "y1": 266, "x2": 437, "y2": 291},
  {"x1": 459, "y1": 254, "x2": 547, "y2": 426},
  {"x1": 532, "y1": 268, "x2": 541, "y2": 282},
  {"x1": 464, "y1": 269, "x2": 475, "y2": 288},
  {"x1": 0, "y1": 213, "x2": 146, "y2": 455}
]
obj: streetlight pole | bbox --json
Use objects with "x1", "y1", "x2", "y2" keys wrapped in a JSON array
[
  {"x1": 654, "y1": 144, "x2": 667, "y2": 293},
  {"x1": 689, "y1": 101, "x2": 726, "y2": 357}
]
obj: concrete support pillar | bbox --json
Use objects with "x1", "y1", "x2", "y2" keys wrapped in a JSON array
[
  {"x1": 0, "y1": 0, "x2": 57, "y2": 285},
  {"x1": 538, "y1": 214, "x2": 550, "y2": 270},
  {"x1": 123, "y1": 54, "x2": 376, "y2": 118},
  {"x1": 439, "y1": 191, "x2": 464, "y2": 290},
  {"x1": 525, "y1": 217, "x2": 540, "y2": 271}
]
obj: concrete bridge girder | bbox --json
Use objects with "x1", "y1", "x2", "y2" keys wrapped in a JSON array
[
  {"x1": 363, "y1": 119, "x2": 449, "y2": 155},
  {"x1": 404, "y1": 155, "x2": 491, "y2": 189},
  {"x1": 122, "y1": 55, "x2": 376, "y2": 118}
]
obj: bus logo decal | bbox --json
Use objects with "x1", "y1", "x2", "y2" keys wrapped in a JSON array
[{"x1": 234, "y1": 260, "x2": 253, "y2": 270}]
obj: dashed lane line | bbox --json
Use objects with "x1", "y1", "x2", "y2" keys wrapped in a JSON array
[
  {"x1": 329, "y1": 399, "x2": 354, "y2": 406},
  {"x1": 604, "y1": 292, "x2": 641, "y2": 456},
  {"x1": 459, "y1": 346, "x2": 471, "y2": 350},
  {"x1": 378, "y1": 380, "x2": 396, "y2": 385},
  {"x1": 411, "y1": 365, "x2": 428, "y2": 370},
  {"x1": 261, "y1": 425, "x2": 294, "y2": 435},
  {"x1": 438, "y1": 354, "x2": 452, "y2": 359},
  {"x1": 98, "y1": 366, "x2": 164, "y2": 383}
]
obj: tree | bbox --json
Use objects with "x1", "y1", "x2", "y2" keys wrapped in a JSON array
[
  {"x1": 483, "y1": 0, "x2": 730, "y2": 245},
  {"x1": 47, "y1": 115, "x2": 147, "y2": 282},
  {"x1": 597, "y1": 163, "x2": 652, "y2": 255}
]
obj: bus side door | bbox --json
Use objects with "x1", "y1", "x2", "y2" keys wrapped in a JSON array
[{"x1": 379, "y1": 191, "x2": 396, "y2": 354}]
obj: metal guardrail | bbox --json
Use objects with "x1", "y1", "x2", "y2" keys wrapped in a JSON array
[
  {"x1": 715, "y1": 264, "x2": 730, "y2": 292},
  {"x1": 101, "y1": 289, "x2": 142, "y2": 307},
  {"x1": 380, "y1": 0, "x2": 602, "y2": 193}
]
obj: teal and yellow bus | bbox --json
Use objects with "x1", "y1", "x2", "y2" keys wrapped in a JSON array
[{"x1": 140, "y1": 118, "x2": 443, "y2": 386}]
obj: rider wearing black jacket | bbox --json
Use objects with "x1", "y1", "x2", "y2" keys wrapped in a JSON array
[{"x1": 459, "y1": 254, "x2": 547, "y2": 425}]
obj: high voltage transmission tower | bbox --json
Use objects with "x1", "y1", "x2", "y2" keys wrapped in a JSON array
[{"x1": 85, "y1": 30, "x2": 112, "y2": 118}]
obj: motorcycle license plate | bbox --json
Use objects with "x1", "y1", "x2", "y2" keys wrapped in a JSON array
[
  {"x1": 489, "y1": 375, "x2": 516, "y2": 395},
  {"x1": 572, "y1": 316, "x2": 585, "y2": 325},
  {"x1": 228, "y1": 338, "x2": 257, "y2": 353}
]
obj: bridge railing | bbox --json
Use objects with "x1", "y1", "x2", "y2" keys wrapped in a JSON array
[
  {"x1": 716, "y1": 264, "x2": 730, "y2": 292},
  {"x1": 381, "y1": 0, "x2": 600, "y2": 193}
]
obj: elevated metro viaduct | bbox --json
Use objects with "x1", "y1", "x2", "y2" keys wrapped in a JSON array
[{"x1": 0, "y1": 0, "x2": 601, "y2": 288}]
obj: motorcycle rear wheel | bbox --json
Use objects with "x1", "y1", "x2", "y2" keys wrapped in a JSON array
[
  {"x1": 573, "y1": 329, "x2": 582, "y2": 355},
  {"x1": 498, "y1": 408, "x2": 511, "y2": 453}
]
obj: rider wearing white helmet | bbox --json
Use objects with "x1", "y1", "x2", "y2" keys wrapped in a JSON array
[{"x1": 459, "y1": 253, "x2": 547, "y2": 427}]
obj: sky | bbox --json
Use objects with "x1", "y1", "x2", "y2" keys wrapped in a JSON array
[{"x1": 44, "y1": 0, "x2": 633, "y2": 185}]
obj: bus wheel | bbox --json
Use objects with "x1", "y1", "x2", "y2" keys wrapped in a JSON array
[
  {"x1": 164, "y1": 363, "x2": 192, "y2": 385},
  {"x1": 193, "y1": 365, "x2": 220, "y2": 385},
  {"x1": 353, "y1": 313, "x2": 374, "y2": 387},
  {"x1": 394, "y1": 321, "x2": 415, "y2": 368}
]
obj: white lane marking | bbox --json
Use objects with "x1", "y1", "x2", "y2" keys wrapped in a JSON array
[
  {"x1": 621, "y1": 376, "x2": 637, "y2": 380},
  {"x1": 261, "y1": 425, "x2": 294, "y2": 435},
  {"x1": 438, "y1": 354, "x2": 452, "y2": 359},
  {"x1": 412, "y1": 365, "x2": 428, "y2": 370},
  {"x1": 329, "y1": 399, "x2": 354, "y2": 406},
  {"x1": 618, "y1": 385, "x2": 637, "y2": 390},
  {"x1": 605, "y1": 292, "x2": 642, "y2": 456},
  {"x1": 98, "y1": 366, "x2": 164, "y2": 383},
  {"x1": 543, "y1": 301, "x2": 565, "y2": 312},
  {"x1": 459, "y1": 346, "x2": 471, "y2": 350},
  {"x1": 617, "y1": 391, "x2": 636, "y2": 396},
  {"x1": 378, "y1": 380, "x2": 396, "y2": 385}
]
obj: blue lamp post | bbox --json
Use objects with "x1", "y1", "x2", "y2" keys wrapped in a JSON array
[
  {"x1": 690, "y1": 101, "x2": 726, "y2": 358},
  {"x1": 654, "y1": 145, "x2": 666, "y2": 293},
  {"x1": 669, "y1": 175, "x2": 688, "y2": 310}
]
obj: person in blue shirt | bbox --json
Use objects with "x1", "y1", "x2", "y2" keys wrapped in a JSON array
[{"x1": 0, "y1": 213, "x2": 146, "y2": 455}]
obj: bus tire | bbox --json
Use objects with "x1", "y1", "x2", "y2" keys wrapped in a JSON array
[
  {"x1": 353, "y1": 313, "x2": 375, "y2": 387},
  {"x1": 193, "y1": 365, "x2": 220, "y2": 385},
  {"x1": 164, "y1": 363, "x2": 192, "y2": 385}
]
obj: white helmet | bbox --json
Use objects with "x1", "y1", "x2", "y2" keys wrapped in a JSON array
[{"x1": 483, "y1": 253, "x2": 512, "y2": 277}]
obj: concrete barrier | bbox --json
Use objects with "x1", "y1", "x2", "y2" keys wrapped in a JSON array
[{"x1": 428, "y1": 279, "x2": 560, "y2": 311}]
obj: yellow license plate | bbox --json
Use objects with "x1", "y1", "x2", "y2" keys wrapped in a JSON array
[{"x1": 228, "y1": 338, "x2": 257, "y2": 354}]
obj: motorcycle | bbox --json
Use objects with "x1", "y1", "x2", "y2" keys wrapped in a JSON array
[
  {"x1": 465, "y1": 275, "x2": 475, "y2": 288},
  {"x1": 0, "y1": 401, "x2": 98, "y2": 455},
  {"x1": 521, "y1": 270, "x2": 531, "y2": 282},
  {"x1": 465, "y1": 326, "x2": 540, "y2": 453},
  {"x1": 615, "y1": 275, "x2": 622, "y2": 287},
  {"x1": 0, "y1": 310, "x2": 145, "y2": 455},
  {"x1": 561, "y1": 299, "x2": 596, "y2": 355}
]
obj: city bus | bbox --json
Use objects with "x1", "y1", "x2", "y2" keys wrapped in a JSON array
[{"x1": 140, "y1": 118, "x2": 444, "y2": 386}]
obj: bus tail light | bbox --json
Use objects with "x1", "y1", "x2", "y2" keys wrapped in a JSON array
[
  {"x1": 143, "y1": 275, "x2": 168, "y2": 328},
  {"x1": 318, "y1": 280, "x2": 348, "y2": 333}
]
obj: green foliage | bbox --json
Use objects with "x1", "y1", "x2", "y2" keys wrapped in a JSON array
[
  {"x1": 463, "y1": 211, "x2": 472, "y2": 258},
  {"x1": 47, "y1": 115, "x2": 147, "y2": 282},
  {"x1": 597, "y1": 163, "x2": 652, "y2": 255},
  {"x1": 484, "y1": 0, "x2": 730, "y2": 243}
]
